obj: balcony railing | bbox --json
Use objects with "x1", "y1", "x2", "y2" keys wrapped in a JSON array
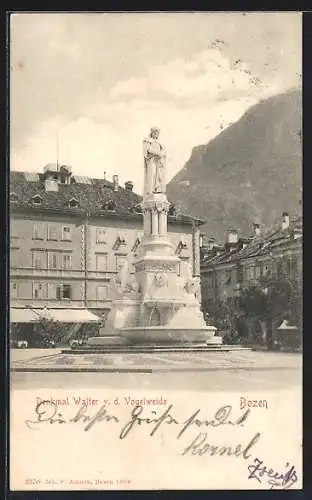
[
  {"x1": 10, "y1": 298, "x2": 113, "y2": 309},
  {"x1": 10, "y1": 267, "x2": 118, "y2": 279}
]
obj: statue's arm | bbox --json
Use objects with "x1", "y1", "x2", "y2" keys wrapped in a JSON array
[
  {"x1": 143, "y1": 138, "x2": 162, "y2": 158},
  {"x1": 143, "y1": 139, "x2": 150, "y2": 159}
]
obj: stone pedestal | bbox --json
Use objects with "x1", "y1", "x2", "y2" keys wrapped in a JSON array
[{"x1": 87, "y1": 129, "x2": 221, "y2": 349}]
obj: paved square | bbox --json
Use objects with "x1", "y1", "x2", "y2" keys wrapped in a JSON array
[{"x1": 10, "y1": 349, "x2": 302, "y2": 392}]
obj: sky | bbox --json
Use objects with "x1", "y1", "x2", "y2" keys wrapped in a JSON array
[{"x1": 10, "y1": 12, "x2": 301, "y2": 194}]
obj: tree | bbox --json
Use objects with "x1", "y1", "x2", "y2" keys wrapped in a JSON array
[
  {"x1": 32, "y1": 316, "x2": 66, "y2": 347},
  {"x1": 204, "y1": 299, "x2": 246, "y2": 344},
  {"x1": 239, "y1": 275, "x2": 302, "y2": 347}
]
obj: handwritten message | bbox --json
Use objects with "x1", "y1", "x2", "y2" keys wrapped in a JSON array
[
  {"x1": 22, "y1": 397, "x2": 298, "y2": 489},
  {"x1": 10, "y1": 388, "x2": 302, "y2": 491}
]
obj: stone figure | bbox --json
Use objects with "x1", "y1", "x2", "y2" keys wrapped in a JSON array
[
  {"x1": 143, "y1": 127, "x2": 166, "y2": 195},
  {"x1": 125, "y1": 277, "x2": 140, "y2": 295},
  {"x1": 184, "y1": 278, "x2": 196, "y2": 295},
  {"x1": 154, "y1": 273, "x2": 168, "y2": 288}
]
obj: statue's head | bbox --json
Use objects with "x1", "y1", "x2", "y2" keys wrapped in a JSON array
[{"x1": 150, "y1": 127, "x2": 160, "y2": 139}]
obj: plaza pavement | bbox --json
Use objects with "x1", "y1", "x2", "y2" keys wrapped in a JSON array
[
  {"x1": 11, "y1": 348, "x2": 62, "y2": 362},
  {"x1": 10, "y1": 348, "x2": 302, "y2": 392}
]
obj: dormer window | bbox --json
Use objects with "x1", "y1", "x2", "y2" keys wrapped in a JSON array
[
  {"x1": 68, "y1": 197, "x2": 79, "y2": 208},
  {"x1": 131, "y1": 236, "x2": 142, "y2": 253},
  {"x1": 113, "y1": 234, "x2": 127, "y2": 251},
  {"x1": 168, "y1": 204, "x2": 176, "y2": 216},
  {"x1": 102, "y1": 200, "x2": 116, "y2": 212},
  {"x1": 32, "y1": 194, "x2": 42, "y2": 206},
  {"x1": 10, "y1": 192, "x2": 18, "y2": 203},
  {"x1": 176, "y1": 239, "x2": 188, "y2": 255},
  {"x1": 117, "y1": 234, "x2": 126, "y2": 245}
]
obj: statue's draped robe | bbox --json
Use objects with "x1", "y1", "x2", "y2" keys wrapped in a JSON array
[{"x1": 143, "y1": 137, "x2": 166, "y2": 195}]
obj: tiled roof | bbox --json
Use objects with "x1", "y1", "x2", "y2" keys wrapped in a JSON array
[
  {"x1": 10, "y1": 171, "x2": 204, "y2": 226},
  {"x1": 201, "y1": 215, "x2": 302, "y2": 267}
]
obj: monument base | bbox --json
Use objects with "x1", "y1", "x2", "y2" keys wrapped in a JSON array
[
  {"x1": 86, "y1": 325, "x2": 223, "y2": 352},
  {"x1": 87, "y1": 335, "x2": 128, "y2": 347},
  {"x1": 120, "y1": 326, "x2": 219, "y2": 344}
]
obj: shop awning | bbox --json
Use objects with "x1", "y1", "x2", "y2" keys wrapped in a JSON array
[
  {"x1": 10, "y1": 308, "x2": 40, "y2": 323},
  {"x1": 48, "y1": 309, "x2": 100, "y2": 323},
  {"x1": 277, "y1": 320, "x2": 298, "y2": 330},
  {"x1": 10, "y1": 308, "x2": 100, "y2": 324}
]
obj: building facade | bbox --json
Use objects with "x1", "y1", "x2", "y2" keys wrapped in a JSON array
[
  {"x1": 10, "y1": 164, "x2": 203, "y2": 342},
  {"x1": 200, "y1": 213, "x2": 302, "y2": 345}
]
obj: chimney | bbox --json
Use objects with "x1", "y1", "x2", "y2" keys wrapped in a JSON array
[
  {"x1": 113, "y1": 175, "x2": 119, "y2": 191},
  {"x1": 226, "y1": 229, "x2": 238, "y2": 244},
  {"x1": 253, "y1": 223, "x2": 261, "y2": 237},
  {"x1": 125, "y1": 180, "x2": 134, "y2": 192},
  {"x1": 207, "y1": 238, "x2": 216, "y2": 250},
  {"x1": 281, "y1": 212, "x2": 290, "y2": 230},
  {"x1": 44, "y1": 179, "x2": 59, "y2": 192},
  {"x1": 104, "y1": 171, "x2": 107, "y2": 180}
]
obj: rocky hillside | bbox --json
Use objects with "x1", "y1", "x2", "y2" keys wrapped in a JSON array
[{"x1": 167, "y1": 89, "x2": 302, "y2": 241}]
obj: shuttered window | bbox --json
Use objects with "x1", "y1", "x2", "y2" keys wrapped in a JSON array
[
  {"x1": 62, "y1": 284, "x2": 72, "y2": 299},
  {"x1": 32, "y1": 251, "x2": 46, "y2": 269},
  {"x1": 32, "y1": 223, "x2": 45, "y2": 240},
  {"x1": 48, "y1": 283, "x2": 57, "y2": 299},
  {"x1": 32, "y1": 282, "x2": 44, "y2": 299},
  {"x1": 47, "y1": 224, "x2": 58, "y2": 241},
  {"x1": 48, "y1": 283, "x2": 72, "y2": 300},
  {"x1": 62, "y1": 226, "x2": 72, "y2": 241},
  {"x1": 62, "y1": 254, "x2": 72, "y2": 270},
  {"x1": 48, "y1": 252, "x2": 58, "y2": 269},
  {"x1": 96, "y1": 254, "x2": 108, "y2": 272}
]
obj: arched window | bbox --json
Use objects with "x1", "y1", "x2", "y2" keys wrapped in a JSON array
[{"x1": 149, "y1": 308, "x2": 161, "y2": 326}]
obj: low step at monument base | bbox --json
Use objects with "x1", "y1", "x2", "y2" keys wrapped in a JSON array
[
  {"x1": 87, "y1": 335, "x2": 128, "y2": 346},
  {"x1": 63, "y1": 341, "x2": 245, "y2": 355},
  {"x1": 120, "y1": 327, "x2": 219, "y2": 345}
]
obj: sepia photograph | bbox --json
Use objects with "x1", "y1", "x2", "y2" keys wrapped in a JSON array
[{"x1": 9, "y1": 11, "x2": 302, "y2": 491}]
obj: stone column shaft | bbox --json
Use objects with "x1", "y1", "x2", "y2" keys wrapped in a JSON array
[
  {"x1": 158, "y1": 210, "x2": 167, "y2": 236},
  {"x1": 151, "y1": 210, "x2": 158, "y2": 235},
  {"x1": 144, "y1": 210, "x2": 151, "y2": 236}
]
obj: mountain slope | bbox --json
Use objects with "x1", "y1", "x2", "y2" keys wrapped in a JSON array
[{"x1": 167, "y1": 89, "x2": 302, "y2": 240}]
